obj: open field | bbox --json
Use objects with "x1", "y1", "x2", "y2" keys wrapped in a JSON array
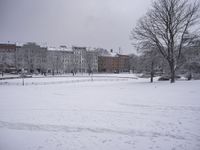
[{"x1": 0, "y1": 74, "x2": 200, "y2": 150}]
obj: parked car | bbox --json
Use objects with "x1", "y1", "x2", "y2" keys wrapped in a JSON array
[
  {"x1": 158, "y1": 75, "x2": 170, "y2": 81},
  {"x1": 114, "y1": 70, "x2": 119, "y2": 74},
  {"x1": 20, "y1": 74, "x2": 32, "y2": 78},
  {"x1": 158, "y1": 75, "x2": 181, "y2": 81}
]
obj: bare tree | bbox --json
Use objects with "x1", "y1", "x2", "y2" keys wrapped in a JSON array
[
  {"x1": 143, "y1": 49, "x2": 162, "y2": 82},
  {"x1": 182, "y1": 38, "x2": 200, "y2": 79},
  {"x1": 86, "y1": 52, "x2": 93, "y2": 75},
  {"x1": 1, "y1": 53, "x2": 7, "y2": 76},
  {"x1": 131, "y1": 0, "x2": 200, "y2": 83},
  {"x1": 129, "y1": 54, "x2": 140, "y2": 73}
]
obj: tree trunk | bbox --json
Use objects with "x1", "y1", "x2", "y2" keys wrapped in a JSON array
[
  {"x1": 169, "y1": 61, "x2": 175, "y2": 83},
  {"x1": 150, "y1": 61, "x2": 154, "y2": 83}
]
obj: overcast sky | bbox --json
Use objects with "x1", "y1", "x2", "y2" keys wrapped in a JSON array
[{"x1": 0, "y1": 0, "x2": 153, "y2": 54}]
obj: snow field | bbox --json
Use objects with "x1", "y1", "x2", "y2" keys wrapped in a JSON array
[{"x1": 0, "y1": 75, "x2": 200, "y2": 150}]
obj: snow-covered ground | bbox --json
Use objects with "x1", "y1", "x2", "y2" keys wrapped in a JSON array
[
  {"x1": 0, "y1": 75, "x2": 200, "y2": 150},
  {"x1": 0, "y1": 73, "x2": 137, "y2": 86}
]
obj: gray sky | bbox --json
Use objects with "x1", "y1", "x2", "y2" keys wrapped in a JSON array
[{"x1": 0, "y1": 0, "x2": 152, "y2": 54}]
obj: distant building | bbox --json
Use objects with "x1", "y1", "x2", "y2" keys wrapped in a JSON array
[
  {"x1": 16, "y1": 43, "x2": 47, "y2": 73},
  {"x1": 1, "y1": 42, "x2": 130, "y2": 74},
  {"x1": 98, "y1": 56, "x2": 118, "y2": 73},
  {"x1": 72, "y1": 46, "x2": 87, "y2": 73},
  {"x1": 117, "y1": 54, "x2": 130, "y2": 72},
  {"x1": 98, "y1": 53, "x2": 130, "y2": 73},
  {"x1": 0, "y1": 43, "x2": 16, "y2": 73},
  {"x1": 86, "y1": 51, "x2": 98, "y2": 73},
  {"x1": 63, "y1": 51, "x2": 74, "y2": 73},
  {"x1": 47, "y1": 46, "x2": 73, "y2": 74},
  {"x1": 47, "y1": 50, "x2": 63, "y2": 74}
]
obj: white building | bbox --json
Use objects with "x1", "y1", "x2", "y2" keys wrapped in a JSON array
[
  {"x1": 72, "y1": 46, "x2": 87, "y2": 73},
  {"x1": 16, "y1": 43, "x2": 47, "y2": 73},
  {"x1": 47, "y1": 46, "x2": 73, "y2": 74}
]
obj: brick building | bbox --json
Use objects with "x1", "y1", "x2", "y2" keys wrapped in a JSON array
[
  {"x1": 98, "y1": 54, "x2": 130, "y2": 73},
  {"x1": 0, "y1": 44, "x2": 16, "y2": 73},
  {"x1": 117, "y1": 54, "x2": 130, "y2": 72}
]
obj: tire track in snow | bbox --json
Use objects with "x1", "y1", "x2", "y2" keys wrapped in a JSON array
[{"x1": 0, "y1": 120, "x2": 186, "y2": 140}]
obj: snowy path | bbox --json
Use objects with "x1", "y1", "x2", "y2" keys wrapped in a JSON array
[{"x1": 0, "y1": 77, "x2": 200, "y2": 150}]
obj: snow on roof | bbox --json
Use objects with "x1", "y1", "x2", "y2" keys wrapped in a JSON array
[
  {"x1": 48, "y1": 46, "x2": 72, "y2": 52},
  {"x1": 16, "y1": 42, "x2": 23, "y2": 47},
  {"x1": 109, "y1": 52, "x2": 118, "y2": 57}
]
